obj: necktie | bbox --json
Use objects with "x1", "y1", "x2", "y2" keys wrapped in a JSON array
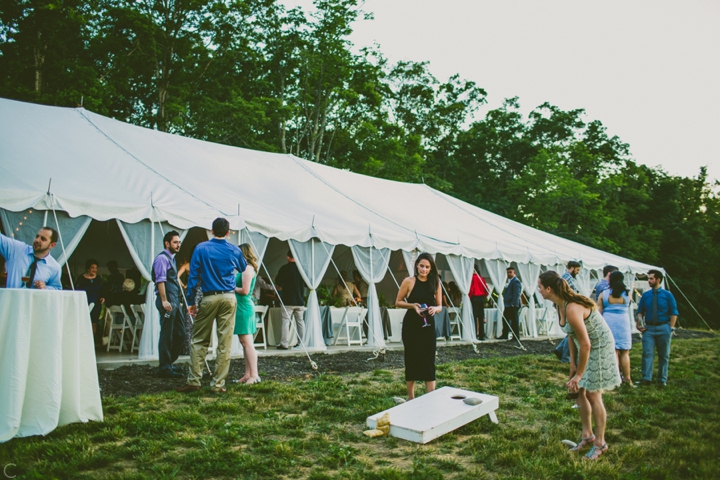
[
  {"x1": 26, "y1": 257, "x2": 39, "y2": 288},
  {"x1": 652, "y1": 289, "x2": 659, "y2": 322}
]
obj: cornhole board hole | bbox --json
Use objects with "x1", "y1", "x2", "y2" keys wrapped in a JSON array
[{"x1": 366, "y1": 386, "x2": 499, "y2": 444}]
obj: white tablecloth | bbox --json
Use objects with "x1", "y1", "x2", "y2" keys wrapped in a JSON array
[{"x1": 0, "y1": 289, "x2": 103, "y2": 442}]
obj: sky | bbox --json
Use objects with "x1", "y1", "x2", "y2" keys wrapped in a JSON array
[{"x1": 283, "y1": 0, "x2": 720, "y2": 182}]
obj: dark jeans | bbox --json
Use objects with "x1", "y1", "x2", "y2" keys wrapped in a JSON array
[
  {"x1": 157, "y1": 303, "x2": 186, "y2": 371},
  {"x1": 470, "y1": 296, "x2": 486, "y2": 340},
  {"x1": 501, "y1": 306, "x2": 520, "y2": 339}
]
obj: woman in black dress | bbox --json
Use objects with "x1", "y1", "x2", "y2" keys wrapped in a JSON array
[
  {"x1": 75, "y1": 258, "x2": 106, "y2": 343},
  {"x1": 395, "y1": 252, "x2": 443, "y2": 400}
]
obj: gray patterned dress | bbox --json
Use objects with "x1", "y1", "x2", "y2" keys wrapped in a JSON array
[{"x1": 562, "y1": 303, "x2": 621, "y2": 392}]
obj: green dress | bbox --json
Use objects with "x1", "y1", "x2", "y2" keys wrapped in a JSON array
[
  {"x1": 233, "y1": 271, "x2": 257, "y2": 335},
  {"x1": 562, "y1": 303, "x2": 621, "y2": 392}
]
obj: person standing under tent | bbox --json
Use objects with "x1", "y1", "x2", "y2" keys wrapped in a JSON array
[
  {"x1": 0, "y1": 227, "x2": 62, "y2": 291},
  {"x1": 562, "y1": 261, "x2": 582, "y2": 293},
  {"x1": 538, "y1": 271, "x2": 621, "y2": 461},
  {"x1": 76, "y1": 258, "x2": 106, "y2": 344},
  {"x1": 152, "y1": 231, "x2": 186, "y2": 378},
  {"x1": 275, "y1": 250, "x2": 306, "y2": 350},
  {"x1": 396, "y1": 252, "x2": 443, "y2": 401},
  {"x1": 592, "y1": 265, "x2": 618, "y2": 301},
  {"x1": 635, "y1": 269, "x2": 678, "y2": 387},
  {"x1": 333, "y1": 270, "x2": 360, "y2": 307},
  {"x1": 469, "y1": 271, "x2": 489, "y2": 340},
  {"x1": 232, "y1": 243, "x2": 261, "y2": 385},
  {"x1": 501, "y1": 267, "x2": 522, "y2": 340},
  {"x1": 597, "y1": 271, "x2": 635, "y2": 387},
  {"x1": 353, "y1": 270, "x2": 368, "y2": 305},
  {"x1": 177, "y1": 218, "x2": 247, "y2": 394},
  {"x1": 106, "y1": 260, "x2": 125, "y2": 303}
]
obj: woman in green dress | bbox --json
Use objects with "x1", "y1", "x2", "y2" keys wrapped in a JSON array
[
  {"x1": 233, "y1": 243, "x2": 260, "y2": 384},
  {"x1": 538, "y1": 270, "x2": 621, "y2": 461}
]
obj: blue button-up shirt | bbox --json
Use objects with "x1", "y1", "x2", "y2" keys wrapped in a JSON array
[
  {"x1": 186, "y1": 238, "x2": 247, "y2": 306},
  {"x1": 637, "y1": 287, "x2": 678, "y2": 323},
  {"x1": 0, "y1": 233, "x2": 62, "y2": 290}
]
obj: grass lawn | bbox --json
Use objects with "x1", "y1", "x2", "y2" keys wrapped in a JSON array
[{"x1": 1, "y1": 334, "x2": 718, "y2": 479}]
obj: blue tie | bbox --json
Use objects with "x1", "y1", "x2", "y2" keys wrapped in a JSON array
[{"x1": 652, "y1": 289, "x2": 659, "y2": 322}]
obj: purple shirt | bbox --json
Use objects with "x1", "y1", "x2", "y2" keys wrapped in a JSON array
[{"x1": 152, "y1": 249, "x2": 175, "y2": 287}]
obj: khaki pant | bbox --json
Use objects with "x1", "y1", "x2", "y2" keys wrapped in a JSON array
[
  {"x1": 187, "y1": 293, "x2": 236, "y2": 389},
  {"x1": 280, "y1": 306, "x2": 305, "y2": 347}
]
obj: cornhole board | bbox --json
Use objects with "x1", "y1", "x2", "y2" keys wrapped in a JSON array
[{"x1": 366, "y1": 386, "x2": 499, "y2": 444}]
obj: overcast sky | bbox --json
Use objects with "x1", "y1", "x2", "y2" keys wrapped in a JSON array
[{"x1": 284, "y1": 0, "x2": 720, "y2": 181}]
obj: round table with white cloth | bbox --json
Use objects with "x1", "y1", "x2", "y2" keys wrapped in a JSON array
[{"x1": 0, "y1": 289, "x2": 104, "y2": 443}]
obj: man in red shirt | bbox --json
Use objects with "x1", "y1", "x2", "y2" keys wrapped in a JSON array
[{"x1": 469, "y1": 272, "x2": 490, "y2": 340}]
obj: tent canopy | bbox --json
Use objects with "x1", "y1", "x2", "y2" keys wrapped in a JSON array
[{"x1": 0, "y1": 97, "x2": 657, "y2": 273}]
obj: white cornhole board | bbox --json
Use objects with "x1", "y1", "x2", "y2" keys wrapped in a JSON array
[{"x1": 366, "y1": 386, "x2": 499, "y2": 444}]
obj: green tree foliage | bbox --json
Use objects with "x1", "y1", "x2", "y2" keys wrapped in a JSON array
[{"x1": 0, "y1": 0, "x2": 717, "y2": 326}]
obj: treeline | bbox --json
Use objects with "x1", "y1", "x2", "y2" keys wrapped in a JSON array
[{"x1": 1, "y1": 0, "x2": 718, "y2": 326}]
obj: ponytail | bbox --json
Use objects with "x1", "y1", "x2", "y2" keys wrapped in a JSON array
[{"x1": 539, "y1": 271, "x2": 596, "y2": 309}]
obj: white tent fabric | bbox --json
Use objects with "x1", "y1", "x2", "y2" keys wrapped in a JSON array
[
  {"x1": 446, "y1": 255, "x2": 477, "y2": 342},
  {"x1": 288, "y1": 238, "x2": 334, "y2": 351},
  {"x1": 401, "y1": 250, "x2": 417, "y2": 277},
  {"x1": 484, "y1": 259, "x2": 509, "y2": 338},
  {"x1": 516, "y1": 262, "x2": 542, "y2": 337},
  {"x1": 351, "y1": 246, "x2": 391, "y2": 348},
  {"x1": 577, "y1": 268, "x2": 592, "y2": 297},
  {"x1": 0, "y1": 98, "x2": 659, "y2": 276}
]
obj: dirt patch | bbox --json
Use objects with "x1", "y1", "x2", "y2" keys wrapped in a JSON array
[{"x1": 97, "y1": 329, "x2": 713, "y2": 398}]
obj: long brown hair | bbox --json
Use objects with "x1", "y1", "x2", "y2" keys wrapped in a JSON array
[
  {"x1": 539, "y1": 270, "x2": 595, "y2": 309},
  {"x1": 414, "y1": 252, "x2": 440, "y2": 288},
  {"x1": 239, "y1": 243, "x2": 258, "y2": 273}
]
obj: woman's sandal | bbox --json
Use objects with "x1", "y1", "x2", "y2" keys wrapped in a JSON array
[
  {"x1": 569, "y1": 435, "x2": 595, "y2": 452},
  {"x1": 584, "y1": 443, "x2": 608, "y2": 460}
]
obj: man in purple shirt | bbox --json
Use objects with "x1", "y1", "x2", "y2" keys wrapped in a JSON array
[
  {"x1": 177, "y1": 218, "x2": 247, "y2": 394},
  {"x1": 152, "y1": 230, "x2": 185, "y2": 378}
]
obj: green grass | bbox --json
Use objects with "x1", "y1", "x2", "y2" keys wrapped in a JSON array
[{"x1": 2, "y1": 334, "x2": 719, "y2": 479}]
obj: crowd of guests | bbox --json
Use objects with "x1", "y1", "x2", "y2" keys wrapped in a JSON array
[{"x1": 2, "y1": 223, "x2": 680, "y2": 461}]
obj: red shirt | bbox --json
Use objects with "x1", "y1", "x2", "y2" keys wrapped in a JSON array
[{"x1": 469, "y1": 273, "x2": 489, "y2": 297}]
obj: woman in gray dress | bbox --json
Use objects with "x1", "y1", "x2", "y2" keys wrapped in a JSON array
[{"x1": 538, "y1": 271, "x2": 621, "y2": 461}]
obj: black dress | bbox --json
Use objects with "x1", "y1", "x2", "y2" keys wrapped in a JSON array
[{"x1": 402, "y1": 277, "x2": 437, "y2": 381}]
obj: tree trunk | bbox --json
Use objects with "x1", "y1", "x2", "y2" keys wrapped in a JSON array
[{"x1": 33, "y1": 31, "x2": 46, "y2": 94}]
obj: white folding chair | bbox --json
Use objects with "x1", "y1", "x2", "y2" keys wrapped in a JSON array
[
  {"x1": 129, "y1": 304, "x2": 145, "y2": 353},
  {"x1": 447, "y1": 307, "x2": 462, "y2": 340},
  {"x1": 106, "y1": 305, "x2": 134, "y2": 352},
  {"x1": 333, "y1": 306, "x2": 367, "y2": 346},
  {"x1": 253, "y1": 305, "x2": 269, "y2": 349}
]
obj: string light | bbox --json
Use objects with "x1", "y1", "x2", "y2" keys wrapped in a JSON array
[{"x1": 11, "y1": 208, "x2": 34, "y2": 238}]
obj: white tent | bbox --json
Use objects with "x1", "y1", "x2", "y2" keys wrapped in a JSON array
[{"x1": 0, "y1": 98, "x2": 656, "y2": 357}]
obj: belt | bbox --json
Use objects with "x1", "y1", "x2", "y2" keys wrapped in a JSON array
[
  {"x1": 645, "y1": 321, "x2": 668, "y2": 326},
  {"x1": 203, "y1": 290, "x2": 234, "y2": 296}
]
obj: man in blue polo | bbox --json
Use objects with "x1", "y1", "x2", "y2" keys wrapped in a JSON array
[
  {"x1": 0, "y1": 227, "x2": 62, "y2": 290},
  {"x1": 176, "y1": 218, "x2": 247, "y2": 394},
  {"x1": 636, "y1": 269, "x2": 678, "y2": 387}
]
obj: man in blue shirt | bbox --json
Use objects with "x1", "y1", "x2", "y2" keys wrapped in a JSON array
[
  {"x1": 636, "y1": 269, "x2": 678, "y2": 387},
  {"x1": 0, "y1": 227, "x2": 62, "y2": 290},
  {"x1": 501, "y1": 267, "x2": 522, "y2": 340},
  {"x1": 177, "y1": 218, "x2": 247, "y2": 394},
  {"x1": 152, "y1": 230, "x2": 185, "y2": 378}
]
